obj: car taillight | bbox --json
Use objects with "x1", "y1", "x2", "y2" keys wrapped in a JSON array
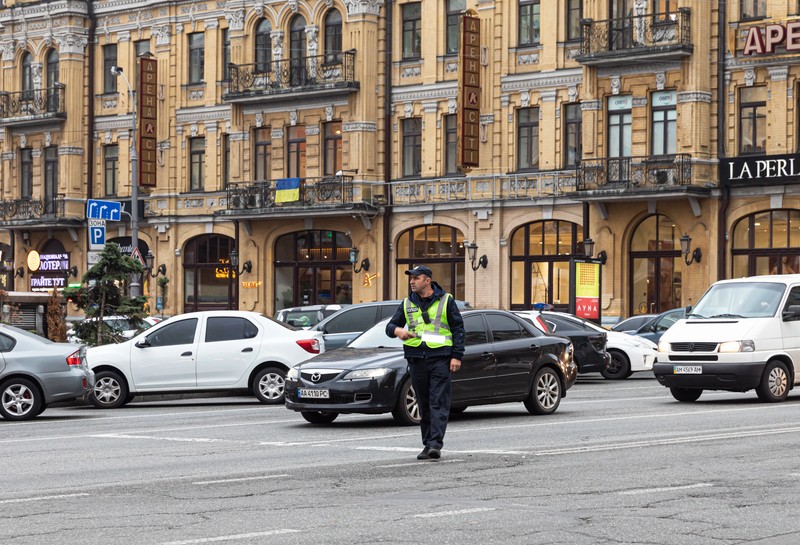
[
  {"x1": 66, "y1": 350, "x2": 83, "y2": 367},
  {"x1": 296, "y1": 339, "x2": 320, "y2": 354}
]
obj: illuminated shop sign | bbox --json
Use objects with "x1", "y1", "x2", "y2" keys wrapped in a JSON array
[
  {"x1": 569, "y1": 259, "x2": 602, "y2": 324},
  {"x1": 743, "y1": 22, "x2": 800, "y2": 55},
  {"x1": 721, "y1": 153, "x2": 800, "y2": 186},
  {"x1": 30, "y1": 275, "x2": 67, "y2": 292}
]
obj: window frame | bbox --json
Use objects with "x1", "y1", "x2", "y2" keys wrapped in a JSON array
[
  {"x1": 402, "y1": 3, "x2": 422, "y2": 61},
  {"x1": 20, "y1": 147, "x2": 33, "y2": 199},
  {"x1": 254, "y1": 128, "x2": 271, "y2": 181},
  {"x1": 740, "y1": 0, "x2": 766, "y2": 20},
  {"x1": 189, "y1": 137, "x2": 206, "y2": 191},
  {"x1": 221, "y1": 29, "x2": 231, "y2": 81},
  {"x1": 188, "y1": 32, "x2": 205, "y2": 84},
  {"x1": 518, "y1": 0, "x2": 541, "y2": 47},
  {"x1": 517, "y1": 107, "x2": 540, "y2": 171},
  {"x1": 402, "y1": 117, "x2": 422, "y2": 178},
  {"x1": 103, "y1": 44, "x2": 118, "y2": 93},
  {"x1": 739, "y1": 86, "x2": 767, "y2": 156},
  {"x1": 286, "y1": 125, "x2": 307, "y2": 179},
  {"x1": 564, "y1": 103, "x2": 582, "y2": 168},
  {"x1": 566, "y1": 0, "x2": 582, "y2": 41},
  {"x1": 104, "y1": 144, "x2": 118, "y2": 196},
  {"x1": 255, "y1": 20, "x2": 272, "y2": 73},
  {"x1": 444, "y1": 114, "x2": 459, "y2": 175},
  {"x1": 44, "y1": 145, "x2": 58, "y2": 206},
  {"x1": 324, "y1": 10, "x2": 343, "y2": 64},
  {"x1": 445, "y1": 0, "x2": 466, "y2": 56},
  {"x1": 323, "y1": 121, "x2": 343, "y2": 176},
  {"x1": 651, "y1": 94, "x2": 677, "y2": 156}
]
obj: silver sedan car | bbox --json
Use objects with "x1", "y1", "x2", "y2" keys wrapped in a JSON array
[{"x1": 0, "y1": 324, "x2": 94, "y2": 421}]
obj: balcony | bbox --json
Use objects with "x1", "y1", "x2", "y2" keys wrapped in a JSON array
[
  {"x1": 390, "y1": 170, "x2": 578, "y2": 207},
  {"x1": 224, "y1": 51, "x2": 358, "y2": 104},
  {"x1": 576, "y1": 9, "x2": 692, "y2": 67},
  {"x1": 0, "y1": 85, "x2": 66, "y2": 127},
  {"x1": 219, "y1": 176, "x2": 381, "y2": 219},
  {"x1": 0, "y1": 195, "x2": 72, "y2": 227}
]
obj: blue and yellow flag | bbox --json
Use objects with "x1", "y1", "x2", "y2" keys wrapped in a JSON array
[{"x1": 275, "y1": 178, "x2": 301, "y2": 203}]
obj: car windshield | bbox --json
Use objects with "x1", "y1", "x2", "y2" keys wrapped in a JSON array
[
  {"x1": 690, "y1": 282, "x2": 785, "y2": 319},
  {"x1": 348, "y1": 318, "x2": 403, "y2": 349}
]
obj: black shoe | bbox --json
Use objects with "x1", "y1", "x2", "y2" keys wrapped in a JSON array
[
  {"x1": 428, "y1": 448, "x2": 441, "y2": 460},
  {"x1": 417, "y1": 447, "x2": 431, "y2": 460}
]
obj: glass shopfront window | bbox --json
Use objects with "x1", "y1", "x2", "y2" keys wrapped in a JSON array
[
  {"x1": 509, "y1": 220, "x2": 581, "y2": 311},
  {"x1": 183, "y1": 234, "x2": 236, "y2": 312},
  {"x1": 732, "y1": 209, "x2": 800, "y2": 277},
  {"x1": 629, "y1": 214, "x2": 681, "y2": 315},
  {"x1": 395, "y1": 225, "x2": 465, "y2": 300}
]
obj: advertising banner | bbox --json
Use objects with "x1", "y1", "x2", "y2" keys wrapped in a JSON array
[{"x1": 569, "y1": 258, "x2": 602, "y2": 324}]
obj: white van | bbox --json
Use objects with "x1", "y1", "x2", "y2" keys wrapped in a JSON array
[{"x1": 654, "y1": 274, "x2": 800, "y2": 403}]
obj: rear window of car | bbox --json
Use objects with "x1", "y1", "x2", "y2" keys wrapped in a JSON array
[{"x1": 205, "y1": 317, "x2": 259, "y2": 342}]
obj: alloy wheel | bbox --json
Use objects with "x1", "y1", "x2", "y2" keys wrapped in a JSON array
[
  {"x1": 405, "y1": 385, "x2": 419, "y2": 422},
  {"x1": 2, "y1": 383, "x2": 34, "y2": 418},
  {"x1": 536, "y1": 372, "x2": 559, "y2": 410}
]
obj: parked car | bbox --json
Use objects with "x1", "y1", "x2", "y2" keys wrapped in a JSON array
[
  {"x1": 285, "y1": 310, "x2": 576, "y2": 425},
  {"x1": 311, "y1": 299, "x2": 472, "y2": 351},
  {"x1": 275, "y1": 304, "x2": 348, "y2": 329},
  {"x1": 611, "y1": 314, "x2": 657, "y2": 333},
  {"x1": 67, "y1": 315, "x2": 160, "y2": 344},
  {"x1": 514, "y1": 310, "x2": 610, "y2": 375},
  {"x1": 0, "y1": 324, "x2": 94, "y2": 421},
  {"x1": 631, "y1": 308, "x2": 686, "y2": 344},
  {"x1": 86, "y1": 310, "x2": 323, "y2": 409}
]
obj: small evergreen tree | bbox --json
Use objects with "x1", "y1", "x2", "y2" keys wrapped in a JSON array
[
  {"x1": 63, "y1": 243, "x2": 147, "y2": 346},
  {"x1": 46, "y1": 287, "x2": 67, "y2": 342}
]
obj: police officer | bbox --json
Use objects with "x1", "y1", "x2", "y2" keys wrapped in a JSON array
[{"x1": 386, "y1": 266, "x2": 465, "y2": 460}]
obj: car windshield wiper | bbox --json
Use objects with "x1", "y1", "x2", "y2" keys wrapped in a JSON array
[
  {"x1": 709, "y1": 313, "x2": 744, "y2": 319},
  {"x1": 686, "y1": 313, "x2": 706, "y2": 319}
]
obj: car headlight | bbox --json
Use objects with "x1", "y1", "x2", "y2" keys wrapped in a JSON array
[
  {"x1": 344, "y1": 368, "x2": 390, "y2": 380},
  {"x1": 286, "y1": 367, "x2": 300, "y2": 380},
  {"x1": 718, "y1": 340, "x2": 755, "y2": 353},
  {"x1": 658, "y1": 341, "x2": 670, "y2": 353}
]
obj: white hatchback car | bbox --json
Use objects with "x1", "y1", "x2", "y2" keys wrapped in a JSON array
[{"x1": 87, "y1": 310, "x2": 324, "y2": 408}]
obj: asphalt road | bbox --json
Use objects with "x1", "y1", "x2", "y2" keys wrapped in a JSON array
[{"x1": 3, "y1": 373, "x2": 800, "y2": 545}]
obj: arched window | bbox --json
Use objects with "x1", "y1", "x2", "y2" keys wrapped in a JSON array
[
  {"x1": 732, "y1": 209, "x2": 800, "y2": 277},
  {"x1": 183, "y1": 234, "x2": 237, "y2": 312},
  {"x1": 21, "y1": 52, "x2": 33, "y2": 98},
  {"x1": 255, "y1": 19, "x2": 272, "y2": 72},
  {"x1": 46, "y1": 50, "x2": 60, "y2": 112},
  {"x1": 629, "y1": 214, "x2": 681, "y2": 315},
  {"x1": 324, "y1": 10, "x2": 343, "y2": 63},
  {"x1": 509, "y1": 220, "x2": 582, "y2": 311},
  {"x1": 274, "y1": 230, "x2": 354, "y2": 309},
  {"x1": 289, "y1": 15, "x2": 307, "y2": 86},
  {"x1": 395, "y1": 225, "x2": 465, "y2": 300}
]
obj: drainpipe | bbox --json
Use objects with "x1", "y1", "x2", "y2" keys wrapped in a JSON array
[
  {"x1": 86, "y1": 1, "x2": 96, "y2": 202},
  {"x1": 382, "y1": 0, "x2": 393, "y2": 301},
  {"x1": 717, "y1": 0, "x2": 728, "y2": 280}
]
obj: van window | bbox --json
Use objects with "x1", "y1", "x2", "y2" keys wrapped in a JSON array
[
  {"x1": 784, "y1": 287, "x2": 800, "y2": 312},
  {"x1": 325, "y1": 306, "x2": 378, "y2": 334}
]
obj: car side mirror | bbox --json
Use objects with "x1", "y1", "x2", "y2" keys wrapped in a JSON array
[
  {"x1": 782, "y1": 305, "x2": 800, "y2": 321},
  {"x1": 135, "y1": 339, "x2": 151, "y2": 348},
  {"x1": 685, "y1": 304, "x2": 693, "y2": 315}
]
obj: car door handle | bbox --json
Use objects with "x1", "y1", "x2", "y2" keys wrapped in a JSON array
[
  {"x1": 530, "y1": 344, "x2": 542, "y2": 352},
  {"x1": 481, "y1": 352, "x2": 494, "y2": 360},
  {"x1": 242, "y1": 347, "x2": 253, "y2": 353},
  {"x1": 181, "y1": 351, "x2": 192, "y2": 357}
]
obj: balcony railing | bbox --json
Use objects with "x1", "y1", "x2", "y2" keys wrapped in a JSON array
[
  {"x1": 390, "y1": 171, "x2": 578, "y2": 205},
  {"x1": 0, "y1": 84, "x2": 66, "y2": 122},
  {"x1": 226, "y1": 51, "x2": 357, "y2": 98},
  {"x1": 0, "y1": 195, "x2": 66, "y2": 222},
  {"x1": 577, "y1": 155, "x2": 693, "y2": 191},
  {"x1": 225, "y1": 176, "x2": 369, "y2": 211},
  {"x1": 578, "y1": 9, "x2": 692, "y2": 65}
]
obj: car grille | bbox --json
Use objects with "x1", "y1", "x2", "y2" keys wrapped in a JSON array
[
  {"x1": 287, "y1": 393, "x2": 355, "y2": 404},
  {"x1": 300, "y1": 370, "x2": 342, "y2": 383},
  {"x1": 668, "y1": 355, "x2": 718, "y2": 362},
  {"x1": 670, "y1": 342, "x2": 718, "y2": 352}
]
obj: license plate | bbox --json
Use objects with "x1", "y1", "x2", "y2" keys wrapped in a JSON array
[
  {"x1": 298, "y1": 388, "x2": 330, "y2": 399},
  {"x1": 673, "y1": 366, "x2": 702, "y2": 374}
]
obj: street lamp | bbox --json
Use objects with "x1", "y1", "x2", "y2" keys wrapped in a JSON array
[
  {"x1": 111, "y1": 65, "x2": 140, "y2": 297},
  {"x1": 145, "y1": 251, "x2": 166, "y2": 278}
]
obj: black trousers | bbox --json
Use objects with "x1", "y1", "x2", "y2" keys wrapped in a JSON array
[{"x1": 407, "y1": 355, "x2": 451, "y2": 449}]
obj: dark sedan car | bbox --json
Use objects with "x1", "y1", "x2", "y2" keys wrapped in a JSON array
[
  {"x1": 533, "y1": 311, "x2": 610, "y2": 374},
  {"x1": 285, "y1": 310, "x2": 576, "y2": 425}
]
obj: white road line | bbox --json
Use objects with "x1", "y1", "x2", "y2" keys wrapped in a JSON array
[
  {"x1": 159, "y1": 529, "x2": 299, "y2": 544},
  {"x1": 377, "y1": 459, "x2": 464, "y2": 468},
  {"x1": 193, "y1": 474, "x2": 291, "y2": 485},
  {"x1": 414, "y1": 507, "x2": 496, "y2": 518},
  {"x1": 0, "y1": 493, "x2": 89, "y2": 505},
  {"x1": 89, "y1": 433, "x2": 228, "y2": 444},
  {"x1": 619, "y1": 483, "x2": 714, "y2": 495}
]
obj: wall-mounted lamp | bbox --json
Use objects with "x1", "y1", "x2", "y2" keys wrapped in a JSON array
[
  {"x1": 14, "y1": 267, "x2": 24, "y2": 278},
  {"x1": 597, "y1": 250, "x2": 608, "y2": 266},
  {"x1": 229, "y1": 249, "x2": 252, "y2": 276},
  {"x1": 582, "y1": 238, "x2": 595, "y2": 258},
  {"x1": 465, "y1": 242, "x2": 488, "y2": 271},
  {"x1": 64, "y1": 266, "x2": 79, "y2": 278},
  {"x1": 145, "y1": 251, "x2": 167, "y2": 278},
  {"x1": 680, "y1": 234, "x2": 702, "y2": 266},
  {"x1": 349, "y1": 246, "x2": 370, "y2": 273}
]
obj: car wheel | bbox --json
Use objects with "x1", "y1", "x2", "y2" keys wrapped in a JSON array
[
  {"x1": 0, "y1": 378, "x2": 43, "y2": 421},
  {"x1": 121, "y1": 394, "x2": 136, "y2": 407},
  {"x1": 301, "y1": 411, "x2": 339, "y2": 424},
  {"x1": 669, "y1": 387, "x2": 703, "y2": 402},
  {"x1": 253, "y1": 367, "x2": 286, "y2": 404},
  {"x1": 524, "y1": 367, "x2": 562, "y2": 415},
  {"x1": 392, "y1": 379, "x2": 420, "y2": 425},
  {"x1": 601, "y1": 349, "x2": 631, "y2": 380},
  {"x1": 90, "y1": 371, "x2": 129, "y2": 409},
  {"x1": 756, "y1": 360, "x2": 790, "y2": 402}
]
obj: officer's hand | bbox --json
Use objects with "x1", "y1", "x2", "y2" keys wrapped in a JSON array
[
  {"x1": 395, "y1": 327, "x2": 416, "y2": 340},
  {"x1": 450, "y1": 359, "x2": 461, "y2": 372}
]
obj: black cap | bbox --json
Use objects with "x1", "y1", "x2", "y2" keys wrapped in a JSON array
[{"x1": 405, "y1": 265, "x2": 433, "y2": 278}]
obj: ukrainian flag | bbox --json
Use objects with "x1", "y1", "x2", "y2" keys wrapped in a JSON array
[{"x1": 275, "y1": 178, "x2": 301, "y2": 203}]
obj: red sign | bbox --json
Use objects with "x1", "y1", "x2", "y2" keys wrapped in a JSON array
[
  {"x1": 457, "y1": 11, "x2": 481, "y2": 171},
  {"x1": 138, "y1": 55, "x2": 158, "y2": 188},
  {"x1": 743, "y1": 22, "x2": 800, "y2": 55}
]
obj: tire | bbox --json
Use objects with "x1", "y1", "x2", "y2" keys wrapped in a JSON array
[
  {"x1": 121, "y1": 394, "x2": 136, "y2": 407},
  {"x1": 524, "y1": 367, "x2": 562, "y2": 415},
  {"x1": 601, "y1": 349, "x2": 632, "y2": 380},
  {"x1": 756, "y1": 360, "x2": 790, "y2": 402},
  {"x1": 253, "y1": 367, "x2": 286, "y2": 404},
  {"x1": 301, "y1": 411, "x2": 339, "y2": 424},
  {"x1": 670, "y1": 387, "x2": 703, "y2": 402},
  {"x1": 0, "y1": 378, "x2": 43, "y2": 421},
  {"x1": 392, "y1": 379, "x2": 420, "y2": 425},
  {"x1": 90, "y1": 370, "x2": 129, "y2": 409}
]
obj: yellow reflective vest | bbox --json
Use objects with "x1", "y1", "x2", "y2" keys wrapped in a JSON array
[{"x1": 402, "y1": 294, "x2": 453, "y2": 349}]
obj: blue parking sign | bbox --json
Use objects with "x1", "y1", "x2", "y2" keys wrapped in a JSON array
[{"x1": 89, "y1": 226, "x2": 105, "y2": 246}]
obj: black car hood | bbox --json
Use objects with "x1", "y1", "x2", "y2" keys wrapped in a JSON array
[{"x1": 298, "y1": 347, "x2": 405, "y2": 370}]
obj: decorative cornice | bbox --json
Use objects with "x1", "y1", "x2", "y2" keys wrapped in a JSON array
[
  {"x1": 597, "y1": 62, "x2": 681, "y2": 78},
  {"x1": 344, "y1": 0, "x2": 384, "y2": 16},
  {"x1": 581, "y1": 100, "x2": 601, "y2": 111},
  {"x1": 392, "y1": 81, "x2": 458, "y2": 104},
  {"x1": 175, "y1": 105, "x2": 231, "y2": 125},
  {"x1": 58, "y1": 146, "x2": 84, "y2": 155},
  {"x1": 500, "y1": 68, "x2": 582, "y2": 94},
  {"x1": 677, "y1": 91, "x2": 712, "y2": 104},
  {"x1": 769, "y1": 65, "x2": 789, "y2": 81},
  {"x1": 343, "y1": 122, "x2": 377, "y2": 132},
  {"x1": 94, "y1": 114, "x2": 134, "y2": 132}
]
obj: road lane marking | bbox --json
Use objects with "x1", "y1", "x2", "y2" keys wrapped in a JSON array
[
  {"x1": 159, "y1": 529, "x2": 299, "y2": 544},
  {"x1": 619, "y1": 483, "x2": 714, "y2": 495},
  {"x1": 414, "y1": 507, "x2": 496, "y2": 518},
  {"x1": 89, "y1": 433, "x2": 229, "y2": 443},
  {"x1": 0, "y1": 493, "x2": 89, "y2": 504},
  {"x1": 193, "y1": 474, "x2": 291, "y2": 485}
]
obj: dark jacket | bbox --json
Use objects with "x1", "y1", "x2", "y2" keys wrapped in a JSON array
[{"x1": 385, "y1": 282, "x2": 465, "y2": 361}]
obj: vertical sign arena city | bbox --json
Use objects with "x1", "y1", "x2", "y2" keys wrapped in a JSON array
[
  {"x1": 138, "y1": 55, "x2": 158, "y2": 188},
  {"x1": 458, "y1": 11, "x2": 481, "y2": 171}
]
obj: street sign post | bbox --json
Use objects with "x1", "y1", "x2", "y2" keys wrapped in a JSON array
[
  {"x1": 87, "y1": 199, "x2": 122, "y2": 220},
  {"x1": 88, "y1": 219, "x2": 106, "y2": 251},
  {"x1": 130, "y1": 246, "x2": 146, "y2": 267}
]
